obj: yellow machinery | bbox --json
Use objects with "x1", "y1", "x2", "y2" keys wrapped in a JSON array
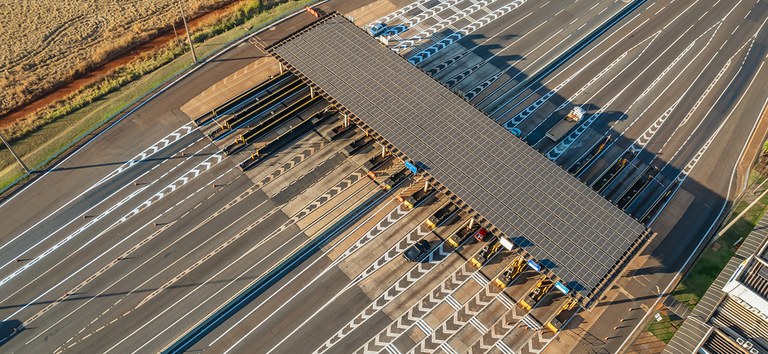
[
  {"x1": 447, "y1": 221, "x2": 479, "y2": 248},
  {"x1": 470, "y1": 239, "x2": 501, "y2": 268},
  {"x1": 519, "y1": 277, "x2": 553, "y2": 311},
  {"x1": 545, "y1": 299, "x2": 578, "y2": 333},
  {"x1": 493, "y1": 257, "x2": 525, "y2": 289}
]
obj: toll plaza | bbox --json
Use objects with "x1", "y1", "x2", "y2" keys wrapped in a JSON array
[{"x1": 266, "y1": 12, "x2": 654, "y2": 309}]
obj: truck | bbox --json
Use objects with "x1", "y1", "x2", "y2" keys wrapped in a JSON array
[{"x1": 545, "y1": 106, "x2": 585, "y2": 141}]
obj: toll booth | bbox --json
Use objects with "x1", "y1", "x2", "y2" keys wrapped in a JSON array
[
  {"x1": 494, "y1": 257, "x2": 526, "y2": 289},
  {"x1": 545, "y1": 299, "x2": 578, "y2": 333},
  {"x1": 447, "y1": 221, "x2": 481, "y2": 248},
  {"x1": 519, "y1": 277, "x2": 553, "y2": 311},
  {"x1": 471, "y1": 238, "x2": 501, "y2": 268},
  {"x1": 425, "y1": 202, "x2": 458, "y2": 229},
  {"x1": 396, "y1": 179, "x2": 434, "y2": 209}
]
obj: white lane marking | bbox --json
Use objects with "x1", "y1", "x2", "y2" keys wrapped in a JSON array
[
  {"x1": 423, "y1": 12, "x2": 532, "y2": 76},
  {"x1": 444, "y1": 20, "x2": 552, "y2": 88},
  {"x1": 0, "y1": 136, "x2": 205, "y2": 276},
  {"x1": 370, "y1": 0, "x2": 436, "y2": 27},
  {"x1": 445, "y1": 294, "x2": 462, "y2": 310},
  {"x1": 0, "y1": 151, "x2": 224, "y2": 323},
  {"x1": 131, "y1": 176, "x2": 387, "y2": 353},
  {"x1": 102, "y1": 202, "x2": 290, "y2": 354},
  {"x1": 54, "y1": 142, "x2": 327, "y2": 349},
  {"x1": 416, "y1": 319, "x2": 434, "y2": 335},
  {"x1": 0, "y1": 124, "x2": 194, "y2": 254},
  {"x1": 354, "y1": 258, "x2": 495, "y2": 353},
  {"x1": 545, "y1": 22, "x2": 720, "y2": 160},
  {"x1": 0, "y1": 145, "x2": 216, "y2": 298},
  {"x1": 387, "y1": 0, "x2": 466, "y2": 41},
  {"x1": 618, "y1": 42, "x2": 764, "y2": 354},
  {"x1": 0, "y1": 0, "x2": 321, "y2": 212},
  {"x1": 394, "y1": 0, "x2": 501, "y2": 52},
  {"x1": 470, "y1": 317, "x2": 488, "y2": 333},
  {"x1": 503, "y1": 48, "x2": 630, "y2": 129},
  {"x1": 408, "y1": 0, "x2": 528, "y2": 64},
  {"x1": 21, "y1": 217, "x2": 172, "y2": 338},
  {"x1": 28, "y1": 190, "x2": 261, "y2": 347},
  {"x1": 476, "y1": 0, "x2": 677, "y2": 116},
  {"x1": 222, "y1": 198, "x2": 408, "y2": 354}
]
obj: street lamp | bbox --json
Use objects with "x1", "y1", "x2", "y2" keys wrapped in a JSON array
[
  {"x1": 0, "y1": 131, "x2": 29, "y2": 173},
  {"x1": 177, "y1": 0, "x2": 198, "y2": 63}
]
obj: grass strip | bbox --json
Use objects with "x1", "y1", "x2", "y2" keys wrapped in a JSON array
[
  {"x1": 646, "y1": 312, "x2": 683, "y2": 343},
  {"x1": 0, "y1": 0, "x2": 318, "y2": 193}
]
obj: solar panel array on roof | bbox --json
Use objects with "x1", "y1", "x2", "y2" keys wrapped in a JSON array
[{"x1": 268, "y1": 14, "x2": 649, "y2": 298}]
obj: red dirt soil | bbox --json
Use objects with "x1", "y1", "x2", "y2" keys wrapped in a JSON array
[{"x1": 0, "y1": 1, "x2": 244, "y2": 129}]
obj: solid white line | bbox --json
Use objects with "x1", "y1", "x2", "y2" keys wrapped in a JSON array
[
  {"x1": 135, "y1": 177, "x2": 385, "y2": 353},
  {"x1": 220, "y1": 198, "x2": 400, "y2": 353},
  {"x1": 615, "y1": 44, "x2": 765, "y2": 354},
  {"x1": 0, "y1": 0, "x2": 325, "y2": 207},
  {"x1": 0, "y1": 125, "x2": 196, "y2": 255},
  {"x1": 26, "y1": 185, "x2": 260, "y2": 346},
  {"x1": 0, "y1": 142, "x2": 210, "y2": 290}
]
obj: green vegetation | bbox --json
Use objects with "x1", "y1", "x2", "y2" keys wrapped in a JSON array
[
  {"x1": 0, "y1": 0, "x2": 317, "y2": 192},
  {"x1": 647, "y1": 312, "x2": 683, "y2": 343},
  {"x1": 671, "y1": 168, "x2": 768, "y2": 308}
]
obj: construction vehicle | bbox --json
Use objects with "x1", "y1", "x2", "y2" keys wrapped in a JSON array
[
  {"x1": 545, "y1": 299, "x2": 578, "y2": 333},
  {"x1": 519, "y1": 277, "x2": 553, "y2": 310},
  {"x1": 380, "y1": 168, "x2": 408, "y2": 190},
  {"x1": 546, "y1": 106, "x2": 585, "y2": 141},
  {"x1": 447, "y1": 222, "x2": 481, "y2": 248},
  {"x1": 471, "y1": 238, "x2": 501, "y2": 268},
  {"x1": 494, "y1": 257, "x2": 526, "y2": 288},
  {"x1": 426, "y1": 203, "x2": 458, "y2": 229}
]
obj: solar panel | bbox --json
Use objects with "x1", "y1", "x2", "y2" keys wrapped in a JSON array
[{"x1": 269, "y1": 14, "x2": 650, "y2": 298}]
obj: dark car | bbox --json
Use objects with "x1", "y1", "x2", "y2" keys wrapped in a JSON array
[{"x1": 403, "y1": 240, "x2": 431, "y2": 262}]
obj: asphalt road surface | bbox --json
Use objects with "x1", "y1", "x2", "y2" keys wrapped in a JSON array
[{"x1": 1, "y1": 0, "x2": 767, "y2": 353}]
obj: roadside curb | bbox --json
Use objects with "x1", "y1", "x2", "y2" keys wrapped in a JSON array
[{"x1": 0, "y1": 2, "x2": 324, "y2": 204}]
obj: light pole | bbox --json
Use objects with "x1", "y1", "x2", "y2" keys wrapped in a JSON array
[
  {"x1": 0, "y1": 131, "x2": 29, "y2": 173},
  {"x1": 177, "y1": 0, "x2": 197, "y2": 63}
]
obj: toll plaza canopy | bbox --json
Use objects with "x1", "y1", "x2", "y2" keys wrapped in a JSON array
[{"x1": 267, "y1": 13, "x2": 651, "y2": 303}]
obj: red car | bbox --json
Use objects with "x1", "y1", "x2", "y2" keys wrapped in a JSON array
[{"x1": 473, "y1": 228, "x2": 488, "y2": 242}]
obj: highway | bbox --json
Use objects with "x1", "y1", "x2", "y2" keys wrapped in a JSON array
[{"x1": 0, "y1": 0, "x2": 766, "y2": 353}]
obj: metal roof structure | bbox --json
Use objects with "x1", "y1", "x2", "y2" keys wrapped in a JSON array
[
  {"x1": 267, "y1": 13, "x2": 652, "y2": 305},
  {"x1": 665, "y1": 216, "x2": 768, "y2": 354}
]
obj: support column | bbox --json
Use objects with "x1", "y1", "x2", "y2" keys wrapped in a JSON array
[
  {"x1": 424, "y1": 180, "x2": 429, "y2": 192},
  {"x1": 382, "y1": 145, "x2": 386, "y2": 157},
  {"x1": 469, "y1": 218, "x2": 474, "y2": 229}
]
